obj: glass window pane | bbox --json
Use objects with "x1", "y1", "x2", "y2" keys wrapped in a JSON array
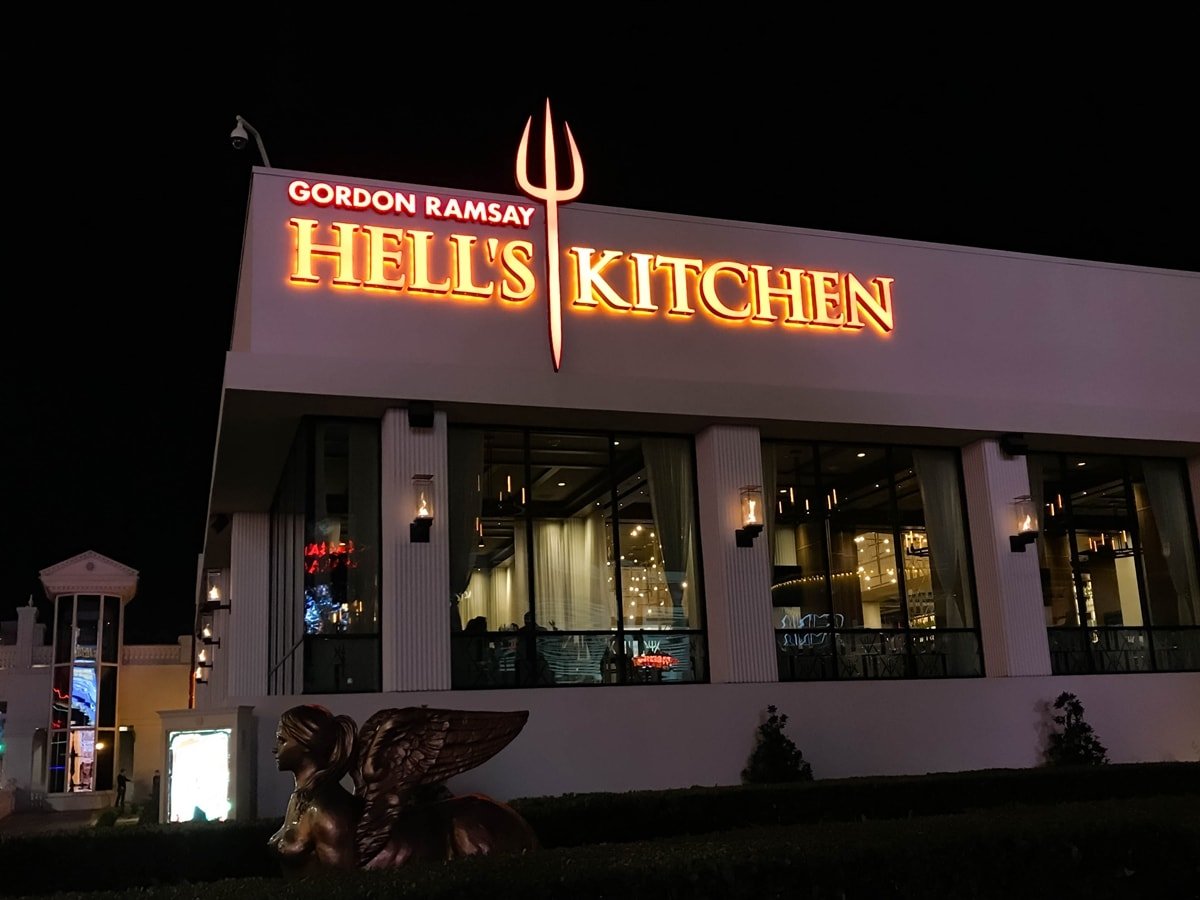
[
  {"x1": 621, "y1": 436, "x2": 701, "y2": 631},
  {"x1": 98, "y1": 666, "x2": 118, "y2": 728},
  {"x1": 454, "y1": 429, "x2": 529, "y2": 633},
  {"x1": 101, "y1": 596, "x2": 120, "y2": 663},
  {"x1": 768, "y1": 444, "x2": 830, "y2": 627},
  {"x1": 905, "y1": 448, "x2": 976, "y2": 629},
  {"x1": 51, "y1": 666, "x2": 71, "y2": 730},
  {"x1": 76, "y1": 596, "x2": 100, "y2": 653},
  {"x1": 48, "y1": 730, "x2": 67, "y2": 793},
  {"x1": 54, "y1": 596, "x2": 73, "y2": 664},
  {"x1": 531, "y1": 432, "x2": 612, "y2": 631},
  {"x1": 304, "y1": 422, "x2": 380, "y2": 640},
  {"x1": 1029, "y1": 453, "x2": 1080, "y2": 625},
  {"x1": 70, "y1": 665, "x2": 97, "y2": 727},
  {"x1": 1132, "y1": 458, "x2": 1200, "y2": 627},
  {"x1": 95, "y1": 731, "x2": 115, "y2": 791},
  {"x1": 69, "y1": 729, "x2": 96, "y2": 792},
  {"x1": 820, "y1": 445, "x2": 897, "y2": 629},
  {"x1": 1068, "y1": 456, "x2": 1140, "y2": 627}
]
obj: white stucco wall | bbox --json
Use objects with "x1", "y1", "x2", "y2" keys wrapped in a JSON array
[
  {"x1": 227, "y1": 167, "x2": 1199, "y2": 445},
  {"x1": 244, "y1": 673, "x2": 1200, "y2": 814}
]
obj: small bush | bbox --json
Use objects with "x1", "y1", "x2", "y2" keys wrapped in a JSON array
[
  {"x1": 1046, "y1": 691, "x2": 1109, "y2": 767},
  {"x1": 93, "y1": 808, "x2": 119, "y2": 828},
  {"x1": 742, "y1": 704, "x2": 812, "y2": 784}
]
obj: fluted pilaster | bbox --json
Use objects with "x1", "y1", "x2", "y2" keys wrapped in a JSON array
[
  {"x1": 694, "y1": 425, "x2": 776, "y2": 684},
  {"x1": 227, "y1": 514, "x2": 270, "y2": 698},
  {"x1": 381, "y1": 409, "x2": 451, "y2": 692},
  {"x1": 962, "y1": 440, "x2": 1051, "y2": 677}
]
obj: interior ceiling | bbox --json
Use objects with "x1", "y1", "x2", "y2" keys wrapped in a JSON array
[{"x1": 210, "y1": 389, "x2": 1198, "y2": 519}]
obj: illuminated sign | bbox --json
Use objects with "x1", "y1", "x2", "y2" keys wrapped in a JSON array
[{"x1": 281, "y1": 101, "x2": 896, "y2": 371}]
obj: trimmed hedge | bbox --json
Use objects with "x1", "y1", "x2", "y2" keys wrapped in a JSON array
[
  {"x1": 2, "y1": 763, "x2": 1196, "y2": 896},
  {"x1": 26, "y1": 796, "x2": 1200, "y2": 900},
  {"x1": 508, "y1": 761, "x2": 1200, "y2": 847}
]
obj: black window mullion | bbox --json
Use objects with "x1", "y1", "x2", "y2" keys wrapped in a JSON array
[
  {"x1": 609, "y1": 434, "x2": 627, "y2": 682},
  {"x1": 522, "y1": 430, "x2": 537, "y2": 675},
  {"x1": 1061, "y1": 453, "x2": 1093, "y2": 672},
  {"x1": 886, "y1": 448, "x2": 915, "y2": 676},
  {"x1": 812, "y1": 444, "x2": 840, "y2": 680}
]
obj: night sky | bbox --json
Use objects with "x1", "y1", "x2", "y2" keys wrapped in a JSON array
[{"x1": 7, "y1": 37, "x2": 1196, "y2": 643}]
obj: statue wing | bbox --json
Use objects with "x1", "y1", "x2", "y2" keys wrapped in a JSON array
[{"x1": 353, "y1": 707, "x2": 529, "y2": 863}]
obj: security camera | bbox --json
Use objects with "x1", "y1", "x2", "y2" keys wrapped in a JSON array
[{"x1": 230, "y1": 119, "x2": 250, "y2": 150}]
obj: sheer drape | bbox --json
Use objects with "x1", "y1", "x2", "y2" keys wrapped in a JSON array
[
  {"x1": 643, "y1": 438, "x2": 697, "y2": 624},
  {"x1": 912, "y1": 450, "x2": 972, "y2": 628},
  {"x1": 533, "y1": 512, "x2": 607, "y2": 629},
  {"x1": 1141, "y1": 460, "x2": 1200, "y2": 625},
  {"x1": 448, "y1": 431, "x2": 485, "y2": 632}
]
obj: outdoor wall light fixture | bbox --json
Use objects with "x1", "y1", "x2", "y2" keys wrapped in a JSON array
[
  {"x1": 736, "y1": 484, "x2": 765, "y2": 548},
  {"x1": 194, "y1": 663, "x2": 211, "y2": 684},
  {"x1": 203, "y1": 572, "x2": 231, "y2": 612},
  {"x1": 411, "y1": 474, "x2": 434, "y2": 542},
  {"x1": 1010, "y1": 494, "x2": 1039, "y2": 551},
  {"x1": 230, "y1": 115, "x2": 271, "y2": 167}
]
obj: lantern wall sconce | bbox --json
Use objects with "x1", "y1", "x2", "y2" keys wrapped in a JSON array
[
  {"x1": 1010, "y1": 494, "x2": 1039, "y2": 552},
  {"x1": 194, "y1": 661, "x2": 212, "y2": 684},
  {"x1": 202, "y1": 571, "x2": 231, "y2": 612},
  {"x1": 736, "y1": 484, "x2": 765, "y2": 548},
  {"x1": 411, "y1": 474, "x2": 434, "y2": 542}
]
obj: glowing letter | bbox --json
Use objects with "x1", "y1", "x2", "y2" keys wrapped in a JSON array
[
  {"x1": 500, "y1": 240, "x2": 535, "y2": 301},
  {"x1": 653, "y1": 256, "x2": 703, "y2": 317},
  {"x1": 844, "y1": 275, "x2": 895, "y2": 333},
  {"x1": 569, "y1": 248, "x2": 631, "y2": 309},
  {"x1": 628, "y1": 253, "x2": 658, "y2": 313},
  {"x1": 750, "y1": 265, "x2": 811, "y2": 324},
  {"x1": 360, "y1": 225, "x2": 407, "y2": 291},
  {"x1": 406, "y1": 230, "x2": 451, "y2": 295},
  {"x1": 699, "y1": 261, "x2": 752, "y2": 320},
  {"x1": 809, "y1": 270, "x2": 844, "y2": 327},
  {"x1": 449, "y1": 233, "x2": 495, "y2": 299},
  {"x1": 289, "y1": 217, "x2": 360, "y2": 285}
]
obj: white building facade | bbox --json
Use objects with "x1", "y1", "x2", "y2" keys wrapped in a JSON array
[{"x1": 198, "y1": 159, "x2": 1200, "y2": 818}]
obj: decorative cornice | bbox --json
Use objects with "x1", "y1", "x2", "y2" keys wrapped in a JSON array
[{"x1": 39, "y1": 551, "x2": 139, "y2": 602}]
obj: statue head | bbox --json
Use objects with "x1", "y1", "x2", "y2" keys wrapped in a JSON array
[{"x1": 275, "y1": 704, "x2": 357, "y2": 794}]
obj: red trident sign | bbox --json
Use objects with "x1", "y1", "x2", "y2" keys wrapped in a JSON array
[{"x1": 516, "y1": 99, "x2": 584, "y2": 372}]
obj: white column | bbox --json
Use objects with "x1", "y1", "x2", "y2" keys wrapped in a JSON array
[
  {"x1": 961, "y1": 439, "x2": 1051, "y2": 677},
  {"x1": 14, "y1": 603, "x2": 36, "y2": 667},
  {"x1": 381, "y1": 409, "x2": 451, "y2": 692},
  {"x1": 694, "y1": 425, "x2": 776, "y2": 684},
  {"x1": 226, "y1": 514, "x2": 270, "y2": 698}
]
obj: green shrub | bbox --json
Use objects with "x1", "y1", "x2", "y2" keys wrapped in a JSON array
[
  {"x1": 1046, "y1": 691, "x2": 1109, "y2": 767},
  {"x1": 742, "y1": 704, "x2": 812, "y2": 784},
  {"x1": 93, "y1": 808, "x2": 119, "y2": 828}
]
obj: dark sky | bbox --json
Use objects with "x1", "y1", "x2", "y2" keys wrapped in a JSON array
[{"x1": 7, "y1": 37, "x2": 1196, "y2": 642}]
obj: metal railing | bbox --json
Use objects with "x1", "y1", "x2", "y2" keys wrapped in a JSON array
[
  {"x1": 775, "y1": 628, "x2": 983, "y2": 681},
  {"x1": 1047, "y1": 626, "x2": 1200, "y2": 674}
]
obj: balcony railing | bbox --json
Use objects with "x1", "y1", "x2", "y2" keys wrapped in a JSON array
[
  {"x1": 451, "y1": 630, "x2": 706, "y2": 688},
  {"x1": 1047, "y1": 626, "x2": 1200, "y2": 674},
  {"x1": 776, "y1": 628, "x2": 982, "y2": 681}
]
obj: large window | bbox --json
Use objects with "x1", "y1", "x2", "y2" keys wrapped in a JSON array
[
  {"x1": 48, "y1": 594, "x2": 120, "y2": 793},
  {"x1": 767, "y1": 443, "x2": 981, "y2": 680},
  {"x1": 269, "y1": 419, "x2": 381, "y2": 694},
  {"x1": 449, "y1": 429, "x2": 705, "y2": 687},
  {"x1": 1030, "y1": 453, "x2": 1200, "y2": 673}
]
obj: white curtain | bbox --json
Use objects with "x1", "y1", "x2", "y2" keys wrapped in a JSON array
[
  {"x1": 643, "y1": 438, "x2": 697, "y2": 625},
  {"x1": 533, "y1": 512, "x2": 607, "y2": 630},
  {"x1": 1141, "y1": 460, "x2": 1200, "y2": 625},
  {"x1": 448, "y1": 430, "x2": 485, "y2": 632},
  {"x1": 912, "y1": 450, "x2": 972, "y2": 628}
]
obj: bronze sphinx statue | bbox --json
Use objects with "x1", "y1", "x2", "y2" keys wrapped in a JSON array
[{"x1": 268, "y1": 704, "x2": 538, "y2": 874}]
